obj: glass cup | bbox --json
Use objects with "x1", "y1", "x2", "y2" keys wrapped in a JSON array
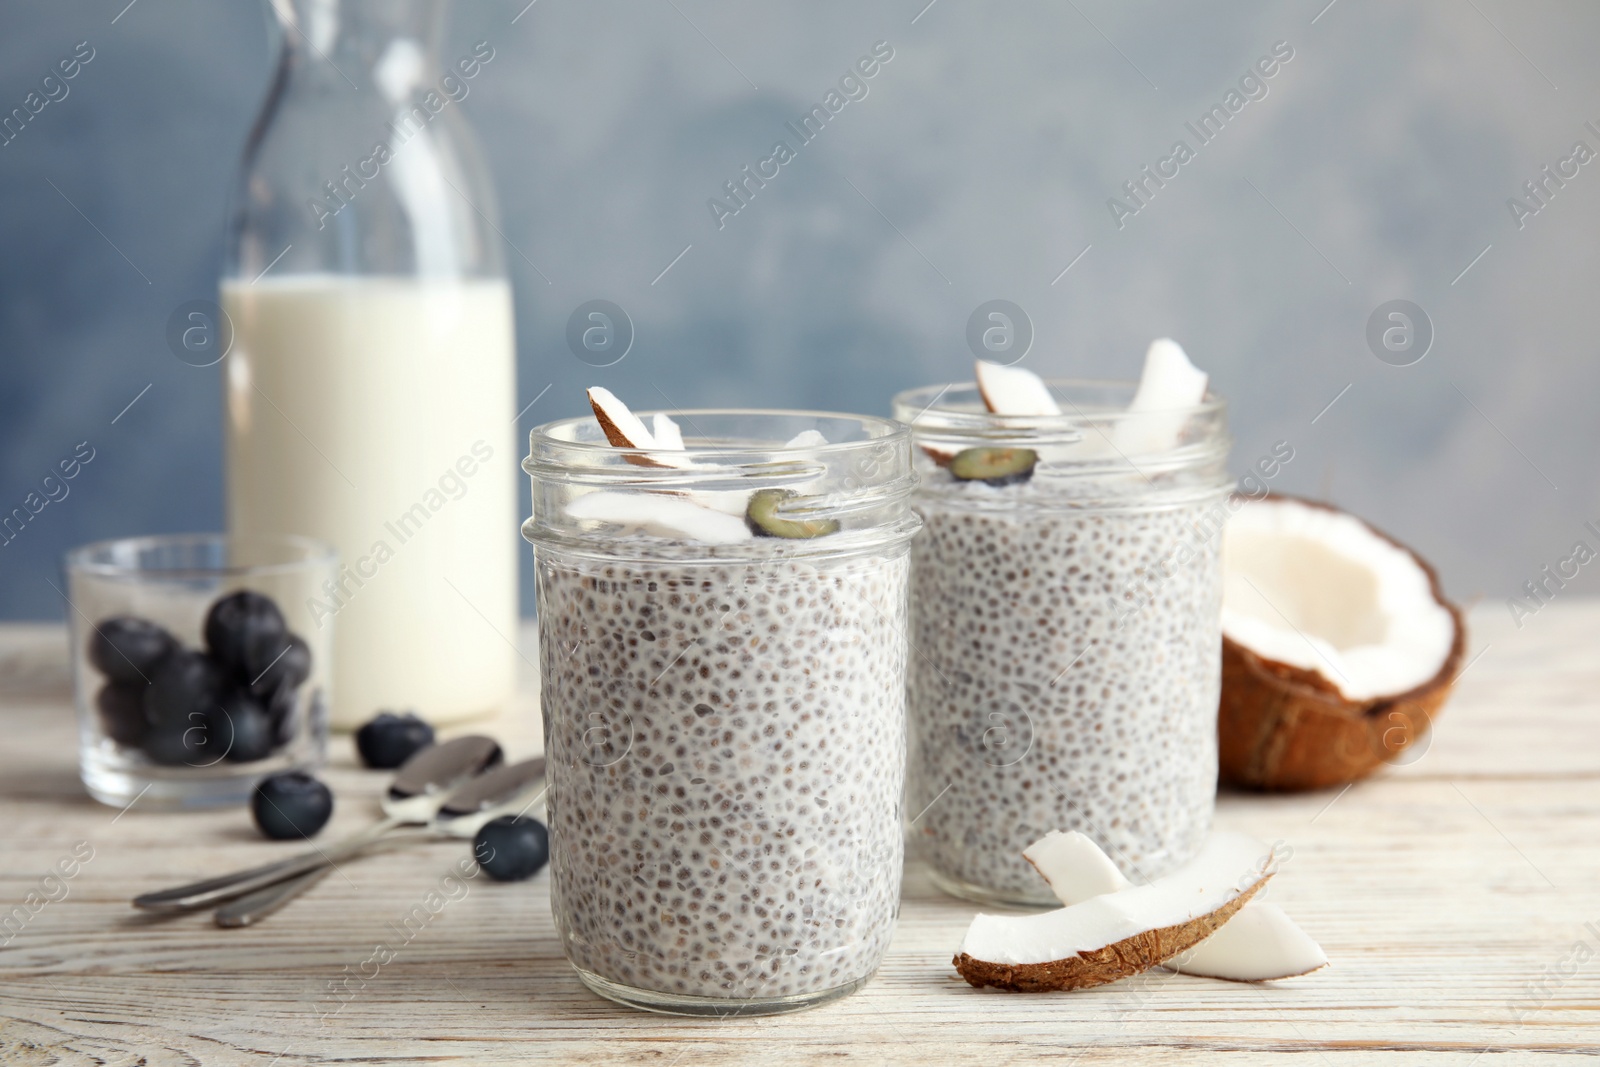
[
  {"x1": 523, "y1": 410, "x2": 919, "y2": 1015},
  {"x1": 893, "y1": 379, "x2": 1232, "y2": 906},
  {"x1": 64, "y1": 533, "x2": 336, "y2": 810}
]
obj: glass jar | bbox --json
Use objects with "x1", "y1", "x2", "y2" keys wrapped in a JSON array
[
  {"x1": 222, "y1": 0, "x2": 517, "y2": 728},
  {"x1": 523, "y1": 411, "x2": 919, "y2": 1015},
  {"x1": 893, "y1": 379, "x2": 1232, "y2": 906},
  {"x1": 64, "y1": 533, "x2": 335, "y2": 810}
]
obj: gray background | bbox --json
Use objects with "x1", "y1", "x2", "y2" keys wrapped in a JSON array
[{"x1": 1, "y1": 0, "x2": 1595, "y2": 619}]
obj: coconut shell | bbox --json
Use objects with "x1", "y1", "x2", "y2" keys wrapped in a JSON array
[
  {"x1": 1218, "y1": 499, "x2": 1467, "y2": 792},
  {"x1": 954, "y1": 877, "x2": 1268, "y2": 992}
]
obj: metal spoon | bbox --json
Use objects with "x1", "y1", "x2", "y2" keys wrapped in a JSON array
[
  {"x1": 212, "y1": 757, "x2": 547, "y2": 927},
  {"x1": 132, "y1": 735, "x2": 503, "y2": 913}
]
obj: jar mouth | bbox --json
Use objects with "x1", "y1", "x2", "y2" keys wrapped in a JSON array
[
  {"x1": 893, "y1": 377, "x2": 1226, "y2": 472},
  {"x1": 527, "y1": 408, "x2": 908, "y2": 473},
  {"x1": 892, "y1": 378, "x2": 1226, "y2": 441},
  {"x1": 524, "y1": 409, "x2": 919, "y2": 556}
]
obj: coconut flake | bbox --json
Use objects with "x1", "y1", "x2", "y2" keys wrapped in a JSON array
[
  {"x1": 1167, "y1": 902, "x2": 1327, "y2": 982},
  {"x1": 975, "y1": 360, "x2": 1061, "y2": 416},
  {"x1": 784, "y1": 429, "x2": 828, "y2": 448},
  {"x1": 954, "y1": 832, "x2": 1271, "y2": 991},
  {"x1": 1023, "y1": 830, "x2": 1326, "y2": 983},
  {"x1": 1113, "y1": 338, "x2": 1209, "y2": 455},
  {"x1": 567, "y1": 490, "x2": 751, "y2": 544},
  {"x1": 588, "y1": 386, "x2": 655, "y2": 449},
  {"x1": 652, "y1": 412, "x2": 686, "y2": 450},
  {"x1": 1023, "y1": 830, "x2": 1131, "y2": 901},
  {"x1": 1222, "y1": 497, "x2": 1457, "y2": 702},
  {"x1": 587, "y1": 387, "x2": 697, "y2": 469}
]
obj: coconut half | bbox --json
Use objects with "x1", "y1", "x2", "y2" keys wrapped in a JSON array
[
  {"x1": 953, "y1": 832, "x2": 1273, "y2": 992},
  {"x1": 1023, "y1": 831, "x2": 1326, "y2": 982},
  {"x1": 1219, "y1": 496, "x2": 1465, "y2": 790}
]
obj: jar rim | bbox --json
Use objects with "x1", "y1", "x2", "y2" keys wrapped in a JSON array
[
  {"x1": 525, "y1": 408, "x2": 911, "y2": 481},
  {"x1": 892, "y1": 377, "x2": 1226, "y2": 440},
  {"x1": 63, "y1": 532, "x2": 339, "y2": 580}
]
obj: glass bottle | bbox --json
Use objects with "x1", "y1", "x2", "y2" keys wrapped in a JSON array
[{"x1": 222, "y1": 0, "x2": 517, "y2": 728}]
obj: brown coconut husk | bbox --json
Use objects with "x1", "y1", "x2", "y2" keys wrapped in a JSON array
[
  {"x1": 954, "y1": 876, "x2": 1268, "y2": 992},
  {"x1": 1218, "y1": 498, "x2": 1467, "y2": 792},
  {"x1": 588, "y1": 392, "x2": 670, "y2": 469}
]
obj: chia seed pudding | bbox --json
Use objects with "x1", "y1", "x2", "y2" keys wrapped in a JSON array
[
  {"x1": 525, "y1": 408, "x2": 918, "y2": 1015},
  {"x1": 894, "y1": 380, "x2": 1231, "y2": 907}
]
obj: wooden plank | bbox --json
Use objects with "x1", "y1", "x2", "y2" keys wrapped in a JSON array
[{"x1": 1, "y1": 603, "x2": 1597, "y2": 1064}]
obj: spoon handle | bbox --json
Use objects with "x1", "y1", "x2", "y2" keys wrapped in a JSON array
[
  {"x1": 211, "y1": 830, "x2": 437, "y2": 927},
  {"x1": 132, "y1": 816, "x2": 403, "y2": 911},
  {"x1": 213, "y1": 865, "x2": 333, "y2": 927}
]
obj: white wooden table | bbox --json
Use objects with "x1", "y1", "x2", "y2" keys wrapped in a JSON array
[{"x1": 2, "y1": 602, "x2": 1596, "y2": 1064}]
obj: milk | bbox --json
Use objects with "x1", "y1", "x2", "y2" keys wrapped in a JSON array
[{"x1": 221, "y1": 275, "x2": 518, "y2": 727}]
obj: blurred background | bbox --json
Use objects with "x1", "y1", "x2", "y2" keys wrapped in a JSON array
[{"x1": 1, "y1": 0, "x2": 1595, "y2": 618}]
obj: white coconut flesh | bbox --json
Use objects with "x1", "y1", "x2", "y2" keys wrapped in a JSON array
[
  {"x1": 1024, "y1": 830, "x2": 1326, "y2": 982},
  {"x1": 588, "y1": 386, "x2": 657, "y2": 449},
  {"x1": 784, "y1": 429, "x2": 828, "y2": 448},
  {"x1": 1168, "y1": 902, "x2": 1327, "y2": 982},
  {"x1": 1222, "y1": 498, "x2": 1456, "y2": 703},
  {"x1": 957, "y1": 832, "x2": 1270, "y2": 968},
  {"x1": 972, "y1": 343, "x2": 1207, "y2": 466},
  {"x1": 586, "y1": 387, "x2": 694, "y2": 470},
  {"x1": 651, "y1": 411, "x2": 686, "y2": 450},
  {"x1": 1023, "y1": 830, "x2": 1131, "y2": 900},
  {"x1": 566, "y1": 489, "x2": 751, "y2": 545},
  {"x1": 1113, "y1": 337, "x2": 1209, "y2": 455},
  {"x1": 580, "y1": 391, "x2": 846, "y2": 534},
  {"x1": 975, "y1": 360, "x2": 1061, "y2": 416}
]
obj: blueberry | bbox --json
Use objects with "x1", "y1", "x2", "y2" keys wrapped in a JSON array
[
  {"x1": 244, "y1": 631, "x2": 311, "y2": 697},
  {"x1": 264, "y1": 682, "x2": 299, "y2": 746},
  {"x1": 251, "y1": 772, "x2": 333, "y2": 840},
  {"x1": 95, "y1": 682, "x2": 148, "y2": 747},
  {"x1": 204, "y1": 591, "x2": 287, "y2": 676},
  {"x1": 206, "y1": 689, "x2": 276, "y2": 763},
  {"x1": 89, "y1": 616, "x2": 177, "y2": 685},
  {"x1": 143, "y1": 721, "x2": 211, "y2": 766},
  {"x1": 142, "y1": 650, "x2": 223, "y2": 727},
  {"x1": 472, "y1": 815, "x2": 549, "y2": 882},
  {"x1": 355, "y1": 711, "x2": 434, "y2": 769}
]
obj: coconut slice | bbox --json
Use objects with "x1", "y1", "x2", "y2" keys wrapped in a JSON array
[
  {"x1": 588, "y1": 386, "x2": 656, "y2": 450},
  {"x1": 1022, "y1": 830, "x2": 1132, "y2": 901},
  {"x1": 975, "y1": 360, "x2": 1061, "y2": 416},
  {"x1": 1024, "y1": 831, "x2": 1326, "y2": 982},
  {"x1": 652, "y1": 412, "x2": 686, "y2": 450},
  {"x1": 1167, "y1": 902, "x2": 1327, "y2": 982},
  {"x1": 567, "y1": 490, "x2": 751, "y2": 544},
  {"x1": 1113, "y1": 338, "x2": 1209, "y2": 454},
  {"x1": 1219, "y1": 496, "x2": 1465, "y2": 790},
  {"x1": 586, "y1": 387, "x2": 694, "y2": 469},
  {"x1": 953, "y1": 832, "x2": 1272, "y2": 992},
  {"x1": 784, "y1": 429, "x2": 828, "y2": 449}
]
